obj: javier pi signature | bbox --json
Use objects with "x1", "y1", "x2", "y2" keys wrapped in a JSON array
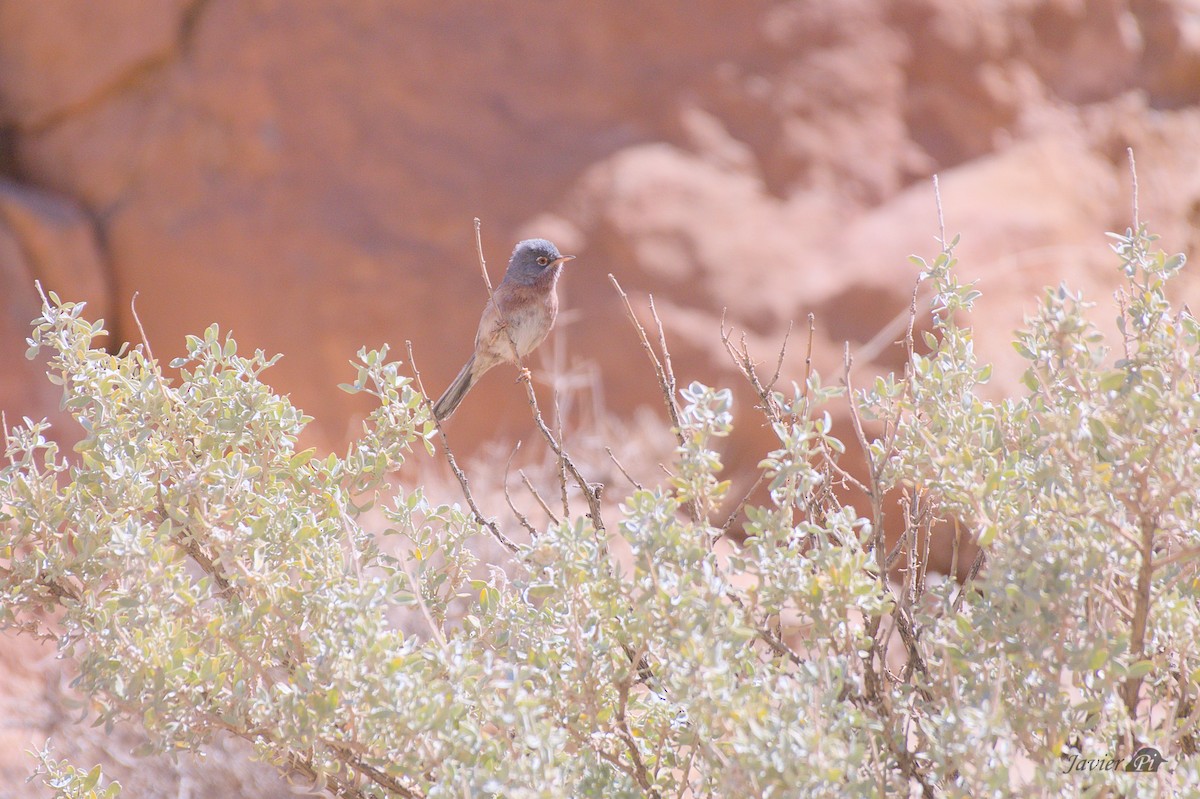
[{"x1": 1061, "y1": 746, "x2": 1167, "y2": 774}]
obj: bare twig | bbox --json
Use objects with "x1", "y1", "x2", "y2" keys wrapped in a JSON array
[
  {"x1": 719, "y1": 315, "x2": 784, "y2": 426},
  {"x1": 406, "y1": 340, "x2": 520, "y2": 555},
  {"x1": 220, "y1": 711, "x2": 423, "y2": 799},
  {"x1": 128, "y1": 291, "x2": 164, "y2": 392},
  {"x1": 673, "y1": 746, "x2": 698, "y2": 799},
  {"x1": 615, "y1": 678, "x2": 662, "y2": 798},
  {"x1": 766, "y1": 319, "x2": 794, "y2": 394},
  {"x1": 518, "y1": 469, "x2": 560, "y2": 525},
  {"x1": 843, "y1": 344, "x2": 883, "y2": 555},
  {"x1": 554, "y1": 389, "x2": 570, "y2": 519},
  {"x1": 503, "y1": 441, "x2": 538, "y2": 538},
  {"x1": 949, "y1": 515, "x2": 962, "y2": 584},
  {"x1": 282, "y1": 750, "x2": 376, "y2": 799},
  {"x1": 610, "y1": 274, "x2": 700, "y2": 524},
  {"x1": 648, "y1": 295, "x2": 676, "y2": 401},
  {"x1": 716, "y1": 470, "x2": 766, "y2": 540},
  {"x1": 1128, "y1": 147, "x2": 1140, "y2": 231},
  {"x1": 884, "y1": 518, "x2": 916, "y2": 573},
  {"x1": 1094, "y1": 582, "x2": 1135, "y2": 622},
  {"x1": 951, "y1": 549, "x2": 987, "y2": 614},
  {"x1": 933, "y1": 173, "x2": 946, "y2": 249},
  {"x1": 801, "y1": 313, "x2": 815, "y2": 406},
  {"x1": 818, "y1": 444, "x2": 871, "y2": 496},
  {"x1": 472, "y1": 218, "x2": 497, "y2": 295},
  {"x1": 606, "y1": 446, "x2": 643, "y2": 490},
  {"x1": 610, "y1": 275, "x2": 687, "y2": 440},
  {"x1": 522, "y1": 382, "x2": 606, "y2": 532},
  {"x1": 1156, "y1": 542, "x2": 1200, "y2": 573},
  {"x1": 401, "y1": 557, "x2": 450, "y2": 654},
  {"x1": 723, "y1": 590, "x2": 804, "y2": 667}
]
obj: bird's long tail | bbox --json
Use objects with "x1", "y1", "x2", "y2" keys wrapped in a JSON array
[{"x1": 433, "y1": 355, "x2": 477, "y2": 421}]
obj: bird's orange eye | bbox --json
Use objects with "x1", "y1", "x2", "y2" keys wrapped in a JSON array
[{"x1": 536, "y1": 256, "x2": 549, "y2": 266}]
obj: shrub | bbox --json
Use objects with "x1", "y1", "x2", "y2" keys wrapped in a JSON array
[{"x1": 2, "y1": 217, "x2": 1198, "y2": 797}]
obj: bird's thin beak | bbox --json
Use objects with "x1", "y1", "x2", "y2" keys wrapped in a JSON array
[{"x1": 555, "y1": 255, "x2": 577, "y2": 266}]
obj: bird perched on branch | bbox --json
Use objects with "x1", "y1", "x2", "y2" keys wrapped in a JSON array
[{"x1": 432, "y1": 238, "x2": 576, "y2": 420}]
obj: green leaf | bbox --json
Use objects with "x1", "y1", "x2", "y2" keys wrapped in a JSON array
[
  {"x1": 1125, "y1": 660, "x2": 1153, "y2": 679},
  {"x1": 289, "y1": 448, "x2": 317, "y2": 469},
  {"x1": 1097, "y1": 371, "x2": 1125, "y2": 392},
  {"x1": 1013, "y1": 341, "x2": 1034, "y2": 360},
  {"x1": 80, "y1": 764, "x2": 102, "y2": 792}
]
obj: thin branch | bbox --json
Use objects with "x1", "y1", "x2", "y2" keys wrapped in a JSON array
[
  {"x1": 472, "y1": 218, "x2": 497, "y2": 295},
  {"x1": 1124, "y1": 512, "x2": 1158, "y2": 717},
  {"x1": 502, "y1": 441, "x2": 537, "y2": 538},
  {"x1": 933, "y1": 173, "x2": 946, "y2": 249},
  {"x1": 818, "y1": 444, "x2": 871, "y2": 496},
  {"x1": 717, "y1": 470, "x2": 766, "y2": 540},
  {"x1": 673, "y1": 746, "x2": 698, "y2": 799},
  {"x1": 648, "y1": 295, "x2": 676, "y2": 403},
  {"x1": 282, "y1": 751, "x2": 373, "y2": 799},
  {"x1": 719, "y1": 315, "x2": 783, "y2": 426},
  {"x1": 842, "y1": 344, "x2": 882, "y2": 554},
  {"x1": 518, "y1": 469, "x2": 560, "y2": 525},
  {"x1": 225, "y1": 716, "x2": 422, "y2": 799},
  {"x1": 724, "y1": 590, "x2": 804, "y2": 667},
  {"x1": 951, "y1": 549, "x2": 987, "y2": 614},
  {"x1": 610, "y1": 275, "x2": 687, "y2": 440},
  {"x1": 606, "y1": 446, "x2": 643, "y2": 490},
  {"x1": 1128, "y1": 147, "x2": 1140, "y2": 231},
  {"x1": 330, "y1": 749, "x2": 422, "y2": 799},
  {"x1": 884, "y1": 520, "x2": 916, "y2": 573},
  {"x1": 522, "y1": 381, "x2": 606, "y2": 533},
  {"x1": 615, "y1": 678, "x2": 662, "y2": 798},
  {"x1": 554, "y1": 389, "x2": 570, "y2": 519},
  {"x1": 766, "y1": 319, "x2": 794, "y2": 394},
  {"x1": 949, "y1": 511, "x2": 962, "y2": 584},
  {"x1": 401, "y1": 557, "x2": 449, "y2": 653},
  {"x1": 1094, "y1": 582, "x2": 1134, "y2": 622},
  {"x1": 609, "y1": 274, "x2": 699, "y2": 524},
  {"x1": 801, "y1": 312, "x2": 815, "y2": 407},
  {"x1": 1153, "y1": 543, "x2": 1200, "y2": 573},
  {"x1": 130, "y1": 291, "x2": 180, "y2": 409},
  {"x1": 405, "y1": 340, "x2": 520, "y2": 555}
]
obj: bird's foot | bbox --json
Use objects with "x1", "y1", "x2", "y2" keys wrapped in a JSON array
[{"x1": 516, "y1": 367, "x2": 533, "y2": 384}]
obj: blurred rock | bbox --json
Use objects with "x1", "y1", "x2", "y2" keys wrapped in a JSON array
[
  {"x1": 0, "y1": 222, "x2": 57, "y2": 420},
  {"x1": 0, "y1": 181, "x2": 110, "y2": 320},
  {"x1": 6, "y1": 0, "x2": 1198, "y2": 457},
  {"x1": 0, "y1": 181, "x2": 109, "y2": 432},
  {"x1": 0, "y1": 0, "x2": 192, "y2": 128}
]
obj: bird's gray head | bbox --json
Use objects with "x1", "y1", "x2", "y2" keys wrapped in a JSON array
[{"x1": 502, "y1": 238, "x2": 575, "y2": 286}]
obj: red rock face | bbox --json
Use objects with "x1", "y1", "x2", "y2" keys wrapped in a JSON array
[
  {"x1": 2, "y1": 0, "x2": 1199, "y2": 448},
  {"x1": 1, "y1": 0, "x2": 1200, "y2": 788}
]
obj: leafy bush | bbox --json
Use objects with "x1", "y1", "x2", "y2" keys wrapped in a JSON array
[
  {"x1": 28, "y1": 746, "x2": 120, "y2": 799},
  {"x1": 2, "y1": 218, "x2": 1198, "y2": 797}
]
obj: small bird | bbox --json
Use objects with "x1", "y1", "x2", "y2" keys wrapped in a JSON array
[{"x1": 432, "y1": 238, "x2": 576, "y2": 420}]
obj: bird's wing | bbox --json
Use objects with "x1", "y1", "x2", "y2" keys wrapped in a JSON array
[{"x1": 473, "y1": 298, "x2": 501, "y2": 350}]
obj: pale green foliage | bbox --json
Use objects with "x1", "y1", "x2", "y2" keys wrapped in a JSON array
[
  {"x1": 865, "y1": 227, "x2": 1200, "y2": 795},
  {"x1": 2, "y1": 223, "x2": 1199, "y2": 797},
  {"x1": 29, "y1": 746, "x2": 120, "y2": 799}
]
